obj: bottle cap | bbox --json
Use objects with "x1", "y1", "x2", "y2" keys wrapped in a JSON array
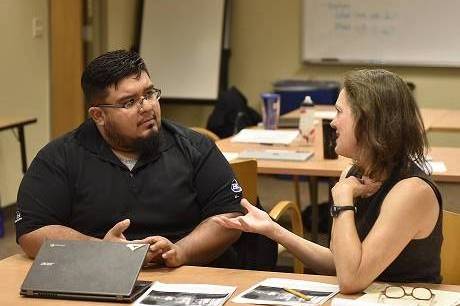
[{"x1": 301, "y1": 96, "x2": 314, "y2": 106}]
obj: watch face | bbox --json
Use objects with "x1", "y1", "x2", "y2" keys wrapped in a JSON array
[{"x1": 330, "y1": 205, "x2": 339, "y2": 217}]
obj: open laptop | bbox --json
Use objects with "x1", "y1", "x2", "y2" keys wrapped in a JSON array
[{"x1": 20, "y1": 239, "x2": 152, "y2": 302}]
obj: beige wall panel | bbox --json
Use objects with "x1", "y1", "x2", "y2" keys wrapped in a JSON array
[
  {"x1": 229, "y1": 0, "x2": 460, "y2": 111},
  {"x1": 106, "y1": 0, "x2": 139, "y2": 51},
  {"x1": 0, "y1": 0, "x2": 50, "y2": 206}
]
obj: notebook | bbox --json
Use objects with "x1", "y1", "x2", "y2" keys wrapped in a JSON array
[
  {"x1": 239, "y1": 150, "x2": 314, "y2": 161},
  {"x1": 20, "y1": 239, "x2": 152, "y2": 303},
  {"x1": 231, "y1": 129, "x2": 300, "y2": 145}
]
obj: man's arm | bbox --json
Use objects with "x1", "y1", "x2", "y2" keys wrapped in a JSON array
[
  {"x1": 19, "y1": 225, "x2": 99, "y2": 258},
  {"x1": 148, "y1": 212, "x2": 242, "y2": 267},
  {"x1": 18, "y1": 219, "x2": 133, "y2": 258},
  {"x1": 175, "y1": 212, "x2": 242, "y2": 265}
]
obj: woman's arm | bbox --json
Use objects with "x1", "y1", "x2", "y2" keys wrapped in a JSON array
[
  {"x1": 330, "y1": 176, "x2": 439, "y2": 293},
  {"x1": 271, "y1": 222, "x2": 335, "y2": 275},
  {"x1": 214, "y1": 199, "x2": 336, "y2": 275}
]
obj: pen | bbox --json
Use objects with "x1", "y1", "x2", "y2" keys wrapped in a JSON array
[{"x1": 283, "y1": 288, "x2": 312, "y2": 301}]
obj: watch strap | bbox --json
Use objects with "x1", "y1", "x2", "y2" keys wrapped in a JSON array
[{"x1": 330, "y1": 205, "x2": 357, "y2": 217}]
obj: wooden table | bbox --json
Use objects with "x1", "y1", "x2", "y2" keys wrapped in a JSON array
[
  {"x1": 281, "y1": 106, "x2": 459, "y2": 132},
  {"x1": 217, "y1": 127, "x2": 348, "y2": 242},
  {"x1": 428, "y1": 109, "x2": 460, "y2": 132},
  {"x1": 218, "y1": 137, "x2": 460, "y2": 183},
  {"x1": 2, "y1": 254, "x2": 459, "y2": 306},
  {"x1": 0, "y1": 117, "x2": 37, "y2": 174},
  {"x1": 217, "y1": 126, "x2": 460, "y2": 242}
]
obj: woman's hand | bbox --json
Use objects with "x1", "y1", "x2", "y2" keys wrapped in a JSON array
[
  {"x1": 332, "y1": 176, "x2": 382, "y2": 205},
  {"x1": 213, "y1": 198, "x2": 276, "y2": 239}
]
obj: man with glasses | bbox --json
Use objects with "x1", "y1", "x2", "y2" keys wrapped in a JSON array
[{"x1": 15, "y1": 50, "x2": 244, "y2": 267}]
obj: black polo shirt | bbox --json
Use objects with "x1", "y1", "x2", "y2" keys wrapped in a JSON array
[{"x1": 15, "y1": 119, "x2": 243, "y2": 243}]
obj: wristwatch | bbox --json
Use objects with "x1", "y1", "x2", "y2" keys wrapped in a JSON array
[{"x1": 330, "y1": 205, "x2": 357, "y2": 218}]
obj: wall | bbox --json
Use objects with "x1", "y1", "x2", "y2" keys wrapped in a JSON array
[
  {"x1": 105, "y1": 0, "x2": 139, "y2": 51},
  {"x1": 230, "y1": 0, "x2": 460, "y2": 109},
  {"x1": 0, "y1": 0, "x2": 50, "y2": 207},
  {"x1": 228, "y1": 0, "x2": 460, "y2": 147},
  {"x1": 101, "y1": 0, "x2": 460, "y2": 142},
  {"x1": 0, "y1": 0, "x2": 457, "y2": 205}
]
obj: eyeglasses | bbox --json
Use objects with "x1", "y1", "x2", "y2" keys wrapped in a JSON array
[
  {"x1": 378, "y1": 286, "x2": 434, "y2": 304},
  {"x1": 96, "y1": 88, "x2": 161, "y2": 110}
]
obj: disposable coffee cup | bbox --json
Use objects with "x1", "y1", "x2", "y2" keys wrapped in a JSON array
[
  {"x1": 261, "y1": 93, "x2": 280, "y2": 130},
  {"x1": 322, "y1": 119, "x2": 338, "y2": 159}
]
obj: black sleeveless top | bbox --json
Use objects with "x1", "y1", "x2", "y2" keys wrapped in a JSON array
[{"x1": 346, "y1": 162, "x2": 443, "y2": 283}]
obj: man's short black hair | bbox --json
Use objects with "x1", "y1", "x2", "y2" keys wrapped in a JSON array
[{"x1": 81, "y1": 50, "x2": 150, "y2": 107}]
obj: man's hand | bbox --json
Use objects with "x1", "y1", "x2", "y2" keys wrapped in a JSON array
[
  {"x1": 103, "y1": 219, "x2": 170, "y2": 266},
  {"x1": 145, "y1": 236, "x2": 186, "y2": 267},
  {"x1": 103, "y1": 219, "x2": 131, "y2": 242}
]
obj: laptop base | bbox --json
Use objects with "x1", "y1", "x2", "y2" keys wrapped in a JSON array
[{"x1": 21, "y1": 280, "x2": 152, "y2": 303}]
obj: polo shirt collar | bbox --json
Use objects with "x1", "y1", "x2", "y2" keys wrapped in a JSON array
[{"x1": 75, "y1": 119, "x2": 173, "y2": 167}]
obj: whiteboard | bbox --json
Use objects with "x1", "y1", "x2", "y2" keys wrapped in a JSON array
[
  {"x1": 302, "y1": 0, "x2": 460, "y2": 67},
  {"x1": 140, "y1": 0, "x2": 224, "y2": 100}
]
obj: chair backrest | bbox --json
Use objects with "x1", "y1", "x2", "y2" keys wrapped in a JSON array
[
  {"x1": 441, "y1": 210, "x2": 460, "y2": 284},
  {"x1": 229, "y1": 159, "x2": 304, "y2": 274},
  {"x1": 190, "y1": 127, "x2": 220, "y2": 142},
  {"x1": 229, "y1": 159, "x2": 258, "y2": 204}
]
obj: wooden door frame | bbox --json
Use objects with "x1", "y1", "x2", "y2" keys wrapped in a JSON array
[{"x1": 50, "y1": 0, "x2": 85, "y2": 138}]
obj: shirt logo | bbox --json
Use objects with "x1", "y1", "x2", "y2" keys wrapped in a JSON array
[
  {"x1": 14, "y1": 210, "x2": 22, "y2": 223},
  {"x1": 231, "y1": 179, "x2": 242, "y2": 193}
]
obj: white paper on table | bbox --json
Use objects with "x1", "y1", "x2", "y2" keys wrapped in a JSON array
[
  {"x1": 135, "y1": 281, "x2": 236, "y2": 306},
  {"x1": 231, "y1": 129, "x2": 299, "y2": 145},
  {"x1": 314, "y1": 111, "x2": 336, "y2": 120},
  {"x1": 232, "y1": 277, "x2": 339, "y2": 306},
  {"x1": 427, "y1": 161, "x2": 447, "y2": 173},
  {"x1": 331, "y1": 297, "x2": 393, "y2": 306},
  {"x1": 222, "y1": 152, "x2": 239, "y2": 161}
]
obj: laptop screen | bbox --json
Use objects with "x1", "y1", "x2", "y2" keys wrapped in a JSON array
[{"x1": 21, "y1": 239, "x2": 150, "y2": 301}]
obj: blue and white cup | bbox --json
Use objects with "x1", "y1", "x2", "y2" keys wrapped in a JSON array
[{"x1": 261, "y1": 93, "x2": 280, "y2": 130}]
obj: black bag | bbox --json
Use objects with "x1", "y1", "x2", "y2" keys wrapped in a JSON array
[{"x1": 207, "y1": 87, "x2": 262, "y2": 138}]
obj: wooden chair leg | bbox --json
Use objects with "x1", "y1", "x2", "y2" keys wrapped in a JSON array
[
  {"x1": 308, "y1": 176, "x2": 319, "y2": 242},
  {"x1": 293, "y1": 175, "x2": 301, "y2": 211}
]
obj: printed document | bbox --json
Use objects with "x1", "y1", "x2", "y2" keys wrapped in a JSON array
[
  {"x1": 232, "y1": 278, "x2": 339, "y2": 306},
  {"x1": 231, "y1": 129, "x2": 299, "y2": 145},
  {"x1": 135, "y1": 282, "x2": 236, "y2": 306}
]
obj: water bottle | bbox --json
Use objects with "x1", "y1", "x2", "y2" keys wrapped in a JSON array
[{"x1": 298, "y1": 96, "x2": 315, "y2": 143}]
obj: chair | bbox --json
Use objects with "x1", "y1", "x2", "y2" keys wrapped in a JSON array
[
  {"x1": 441, "y1": 210, "x2": 460, "y2": 284},
  {"x1": 229, "y1": 159, "x2": 304, "y2": 273},
  {"x1": 190, "y1": 127, "x2": 220, "y2": 142},
  {"x1": 191, "y1": 126, "x2": 304, "y2": 219}
]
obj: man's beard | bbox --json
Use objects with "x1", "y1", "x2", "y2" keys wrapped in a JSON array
[{"x1": 104, "y1": 119, "x2": 160, "y2": 155}]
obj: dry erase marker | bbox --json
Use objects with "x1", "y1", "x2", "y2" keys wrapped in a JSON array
[{"x1": 283, "y1": 288, "x2": 312, "y2": 301}]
